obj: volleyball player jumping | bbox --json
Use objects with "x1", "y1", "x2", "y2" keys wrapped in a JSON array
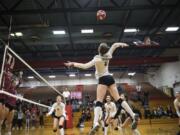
[{"x1": 65, "y1": 42, "x2": 139, "y2": 135}]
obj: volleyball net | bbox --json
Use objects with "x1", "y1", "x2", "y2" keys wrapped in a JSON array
[{"x1": 0, "y1": 44, "x2": 65, "y2": 109}]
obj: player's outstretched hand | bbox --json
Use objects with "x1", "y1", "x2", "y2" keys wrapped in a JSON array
[{"x1": 64, "y1": 61, "x2": 74, "y2": 68}]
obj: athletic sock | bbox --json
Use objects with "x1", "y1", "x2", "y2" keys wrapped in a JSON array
[
  {"x1": 0, "y1": 120, "x2": 2, "y2": 126},
  {"x1": 60, "y1": 128, "x2": 64, "y2": 135},
  {"x1": 6, "y1": 131, "x2": 11, "y2": 135},
  {"x1": 93, "y1": 106, "x2": 102, "y2": 126},
  {"x1": 121, "y1": 101, "x2": 135, "y2": 119},
  {"x1": 0, "y1": 121, "x2": 2, "y2": 135},
  {"x1": 104, "y1": 126, "x2": 108, "y2": 135},
  {"x1": 100, "y1": 120, "x2": 104, "y2": 128}
]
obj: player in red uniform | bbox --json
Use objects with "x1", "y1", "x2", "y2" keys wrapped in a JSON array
[
  {"x1": 5, "y1": 71, "x2": 22, "y2": 135},
  {"x1": 0, "y1": 53, "x2": 15, "y2": 135},
  {"x1": 0, "y1": 53, "x2": 23, "y2": 135}
]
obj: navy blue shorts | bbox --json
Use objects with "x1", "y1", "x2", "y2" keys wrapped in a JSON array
[
  {"x1": 0, "y1": 99, "x2": 5, "y2": 105},
  {"x1": 0, "y1": 94, "x2": 5, "y2": 105},
  {"x1": 98, "y1": 75, "x2": 115, "y2": 86},
  {"x1": 52, "y1": 112, "x2": 65, "y2": 120},
  {"x1": 5, "y1": 103, "x2": 16, "y2": 111}
]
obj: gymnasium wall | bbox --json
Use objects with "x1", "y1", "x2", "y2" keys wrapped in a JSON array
[
  {"x1": 18, "y1": 82, "x2": 169, "y2": 101},
  {"x1": 22, "y1": 73, "x2": 148, "y2": 87},
  {"x1": 148, "y1": 61, "x2": 180, "y2": 94},
  {"x1": 18, "y1": 85, "x2": 97, "y2": 101}
]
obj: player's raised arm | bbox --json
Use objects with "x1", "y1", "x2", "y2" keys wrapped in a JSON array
[
  {"x1": 64, "y1": 58, "x2": 95, "y2": 70},
  {"x1": 108, "y1": 42, "x2": 129, "y2": 55}
]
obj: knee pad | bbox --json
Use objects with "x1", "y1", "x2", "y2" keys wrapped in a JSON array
[
  {"x1": 0, "y1": 121, "x2": 3, "y2": 125},
  {"x1": 105, "y1": 123, "x2": 109, "y2": 127},
  {"x1": 59, "y1": 125, "x2": 63, "y2": 129},
  {"x1": 53, "y1": 129, "x2": 57, "y2": 132},
  {"x1": 116, "y1": 98, "x2": 123, "y2": 105},
  {"x1": 114, "y1": 99, "x2": 124, "y2": 119},
  {"x1": 95, "y1": 101, "x2": 103, "y2": 107}
]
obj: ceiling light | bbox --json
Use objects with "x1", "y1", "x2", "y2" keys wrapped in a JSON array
[
  {"x1": 165, "y1": 27, "x2": 179, "y2": 32},
  {"x1": 15, "y1": 32, "x2": 23, "y2": 36},
  {"x1": 69, "y1": 74, "x2": 76, "y2": 77},
  {"x1": 81, "y1": 29, "x2": 94, "y2": 33},
  {"x1": 49, "y1": 75, "x2": 56, "y2": 78},
  {"x1": 124, "y1": 28, "x2": 138, "y2": 33},
  {"x1": 53, "y1": 30, "x2": 66, "y2": 35},
  {"x1": 84, "y1": 74, "x2": 92, "y2": 77},
  {"x1": 10, "y1": 33, "x2": 15, "y2": 37},
  {"x1": 27, "y1": 76, "x2": 34, "y2": 79},
  {"x1": 128, "y1": 72, "x2": 136, "y2": 76}
]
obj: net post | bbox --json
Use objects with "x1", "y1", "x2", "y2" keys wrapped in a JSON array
[{"x1": 0, "y1": 45, "x2": 8, "y2": 90}]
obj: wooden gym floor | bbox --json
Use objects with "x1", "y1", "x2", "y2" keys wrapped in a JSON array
[{"x1": 2, "y1": 123, "x2": 180, "y2": 135}]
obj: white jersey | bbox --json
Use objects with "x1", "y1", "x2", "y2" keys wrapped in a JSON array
[
  {"x1": 63, "y1": 91, "x2": 70, "y2": 98},
  {"x1": 47, "y1": 102, "x2": 66, "y2": 117},
  {"x1": 73, "y1": 43, "x2": 122, "y2": 79},
  {"x1": 174, "y1": 98, "x2": 180, "y2": 117},
  {"x1": 104, "y1": 102, "x2": 117, "y2": 118}
]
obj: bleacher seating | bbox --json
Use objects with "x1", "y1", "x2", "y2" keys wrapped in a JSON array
[{"x1": 44, "y1": 82, "x2": 177, "y2": 128}]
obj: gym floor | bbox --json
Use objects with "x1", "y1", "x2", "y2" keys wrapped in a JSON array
[{"x1": 2, "y1": 124, "x2": 179, "y2": 135}]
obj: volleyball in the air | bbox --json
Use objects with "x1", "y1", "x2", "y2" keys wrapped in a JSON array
[{"x1": 97, "y1": 10, "x2": 106, "y2": 20}]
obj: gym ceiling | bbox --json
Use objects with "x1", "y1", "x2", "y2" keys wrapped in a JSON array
[{"x1": 0, "y1": 0, "x2": 180, "y2": 75}]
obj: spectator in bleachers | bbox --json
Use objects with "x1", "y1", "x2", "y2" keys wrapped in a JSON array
[
  {"x1": 76, "y1": 108, "x2": 92, "y2": 128},
  {"x1": 143, "y1": 90, "x2": 149, "y2": 106},
  {"x1": 157, "y1": 106, "x2": 165, "y2": 118},
  {"x1": 151, "y1": 108, "x2": 158, "y2": 118},
  {"x1": 144, "y1": 107, "x2": 151, "y2": 119},
  {"x1": 76, "y1": 109, "x2": 86, "y2": 128},
  {"x1": 31, "y1": 111, "x2": 37, "y2": 129},
  {"x1": 136, "y1": 85, "x2": 142, "y2": 101},
  {"x1": 12, "y1": 110, "x2": 18, "y2": 130},
  {"x1": 39, "y1": 107, "x2": 44, "y2": 128},
  {"x1": 160, "y1": 106, "x2": 165, "y2": 116},
  {"x1": 86, "y1": 108, "x2": 91, "y2": 121},
  {"x1": 25, "y1": 108, "x2": 31, "y2": 130},
  {"x1": 17, "y1": 110, "x2": 24, "y2": 130},
  {"x1": 166, "y1": 105, "x2": 173, "y2": 118}
]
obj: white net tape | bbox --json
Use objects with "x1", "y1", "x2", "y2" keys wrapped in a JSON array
[{"x1": 0, "y1": 90, "x2": 50, "y2": 108}]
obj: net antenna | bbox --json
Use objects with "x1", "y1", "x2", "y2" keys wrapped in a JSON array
[
  {"x1": 7, "y1": 16, "x2": 13, "y2": 46},
  {"x1": 0, "y1": 16, "x2": 12, "y2": 89}
]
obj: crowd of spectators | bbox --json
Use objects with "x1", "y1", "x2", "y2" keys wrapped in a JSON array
[
  {"x1": 11, "y1": 100, "x2": 47, "y2": 130},
  {"x1": 144, "y1": 105, "x2": 177, "y2": 119},
  {"x1": 9, "y1": 90, "x2": 177, "y2": 130},
  {"x1": 76, "y1": 108, "x2": 91, "y2": 128}
]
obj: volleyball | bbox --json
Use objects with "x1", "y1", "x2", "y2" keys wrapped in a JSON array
[{"x1": 97, "y1": 10, "x2": 106, "y2": 20}]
